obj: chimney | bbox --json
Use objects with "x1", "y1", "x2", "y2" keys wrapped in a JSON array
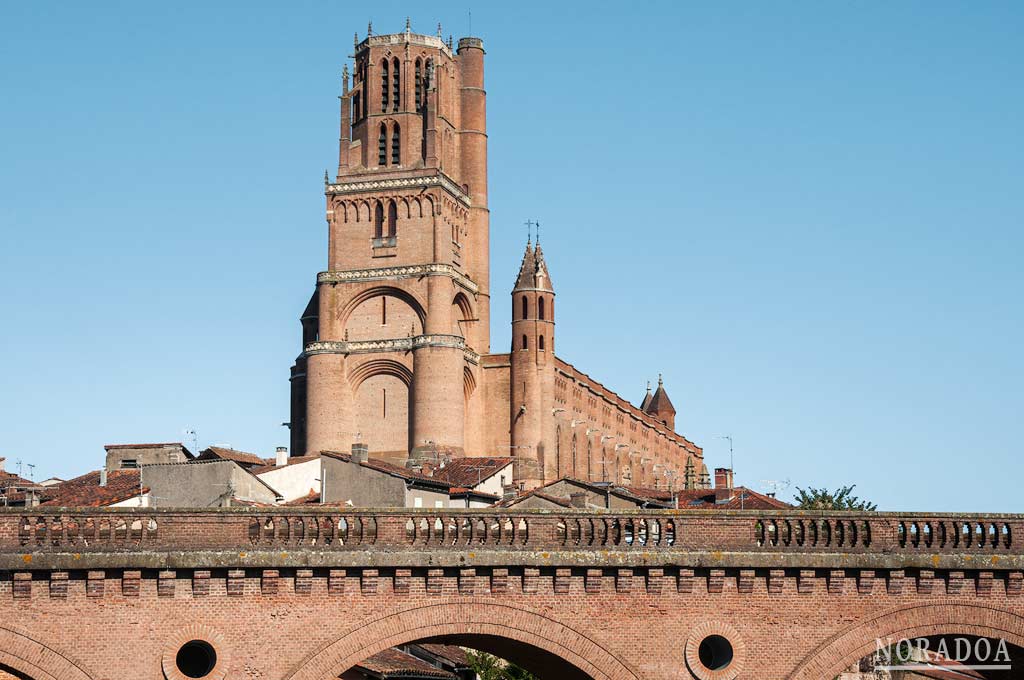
[
  {"x1": 351, "y1": 443, "x2": 369, "y2": 463},
  {"x1": 99, "y1": 466, "x2": 108, "y2": 488},
  {"x1": 275, "y1": 446, "x2": 288, "y2": 467},
  {"x1": 569, "y1": 491, "x2": 588, "y2": 509},
  {"x1": 501, "y1": 484, "x2": 517, "y2": 501},
  {"x1": 714, "y1": 467, "x2": 734, "y2": 504}
]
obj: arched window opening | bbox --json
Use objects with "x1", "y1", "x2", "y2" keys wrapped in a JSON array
[
  {"x1": 539, "y1": 296, "x2": 545, "y2": 320},
  {"x1": 571, "y1": 434, "x2": 578, "y2": 478},
  {"x1": 425, "y1": 58, "x2": 433, "y2": 91},
  {"x1": 556, "y1": 426, "x2": 562, "y2": 476},
  {"x1": 373, "y1": 202, "x2": 384, "y2": 238},
  {"x1": 415, "y1": 59, "x2": 423, "y2": 112},
  {"x1": 521, "y1": 334, "x2": 528, "y2": 350},
  {"x1": 539, "y1": 334, "x2": 545, "y2": 351},
  {"x1": 391, "y1": 124, "x2": 401, "y2": 166},
  {"x1": 380, "y1": 60, "x2": 389, "y2": 112},
  {"x1": 392, "y1": 58, "x2": 401, "y2": 111},
  {"x1": 378, "y1": 124, "x2": 387, "y2": 166},
  {"x1": 521, "y1": 295, "x2": 528, "y2": 320},
  {"x1": 387, "y1": 200, "x2": 397, "y2": 237}
]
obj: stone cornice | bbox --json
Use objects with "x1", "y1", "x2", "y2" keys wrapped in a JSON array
[
  {"x1": 318, "y1": 263, "x2": 479, "y2": 295},
  {"x1": 305, "y1": 335, "x2": 480, "y2": 364},
  {"x1": 357, "y1": 33, "x2": 453, "y2": 59},
  {"x1": 326, "y1": 173, "x2": 470, "y2": 206}
]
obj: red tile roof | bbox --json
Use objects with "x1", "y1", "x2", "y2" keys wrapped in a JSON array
[
  {"x1": 433, "y1": 457, "x2": 513, "y2": 488},
  {"x1": 283, "y1": 489, "x2": 322, "y2": 506},
  {"x1": 673, "y1": 487, "x2": 792, "y2": 510},
  {"x1": 198, "y1": 446, "x2": 266, "y2": 467},
  {"x1": 37, "y1": 469, "x2": 146, "y2": 507},
  {"x1": 0, "y1": 471, "x2": 32, "y2": 490},
  {"x1": 410, "y1": 644, "x2": 471, "y2": 668},
  {"x1": 354, "y1": 648, "x2": 458, "y2": 678}
]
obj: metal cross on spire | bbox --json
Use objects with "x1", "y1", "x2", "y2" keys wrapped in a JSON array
[{"x1": 524, "y1": 219, "x2": 539, "y2": 244}]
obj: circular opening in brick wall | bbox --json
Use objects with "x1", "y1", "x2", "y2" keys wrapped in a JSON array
[
  {"x1": 697, "y1": 635, "x2": 733, "y2": 671},
  {"x1": 685, "y1": 621, "x2": 744, "y2": 680},
  {"x1": 175, "y1": 640, "x2": 217, "y2": 678}
]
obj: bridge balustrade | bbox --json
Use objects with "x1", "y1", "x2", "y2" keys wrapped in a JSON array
[{"x1": 3, "y1": 509, "x2": 1019, "y2": 556}]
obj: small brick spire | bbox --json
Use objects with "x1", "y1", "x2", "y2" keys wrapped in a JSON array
[
  {"x1": 437, "y1": 22, "x2": 443, "y2": 37},
  {"x1": 406, "y1": 16, "x2": 411, "y2": 32},
  {"x1": 367, "y1": 21, "x2": 373, "y2": 37},
  {"x1": 342, "y1": 65, "x2": 349, "y2": 94}
]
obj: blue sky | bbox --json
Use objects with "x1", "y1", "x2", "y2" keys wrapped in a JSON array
[{"x1": 1, "y1": 2, "x2": 1021, "y2": 511}]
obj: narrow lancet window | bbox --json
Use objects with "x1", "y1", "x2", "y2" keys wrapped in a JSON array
[
  {"x1": 415, "y1": 59, "x2": 423, "y2": 111},
  {"x1": 539, "y1": 296, "x2": 545, "y2": 320},
  {"x1": 381, "y1": 60, "x2": 389, "y2": 112},
  {"x1": 387, "y1": 200, "x2": 397, "y2": 237},
  {"x1": 378, "y1": 124, "x2": 387, "y2": 166},
  {"x1": 392, "y1": 58, "x2": 401, "y2": 111},
  {"x1": 391, "y1": 124, "x2": 401, "y2": 166},
  {"x1": 374, "y1": 202, "x2": 384, "y2": 238}
]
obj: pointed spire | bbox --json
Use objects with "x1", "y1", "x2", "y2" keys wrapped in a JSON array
[
  {"x1": 354, "y1": 31, "x2": 359, "y2": 47},
  {"x1": 342, "y1": 65, "x2": 349, "y2": 94},
  {"x1": 514, "y1": 235, "x2": 537, "y2": 291},
  {"x1": 324, "y1": 169, "x2": 329, "y2": 184},
  {"x1": 640, "y1": 381, "x2": 653, "y2": 411},
  {"x1": 406, "y1": 16, "x2": 411, "y2": 32},
  {"x1": 367, "y1": 21, "x2": 373, "y2": 37},
  {"x1": 448, "y1": 34, "x2": 454, "y2": 49},
  {"x1": 437, "y1": 22, "x2": 443, "y2": 37}
]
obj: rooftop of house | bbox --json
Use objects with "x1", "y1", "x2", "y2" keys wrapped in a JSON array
[
  {"x1": 251, "y1": 455, "x2": 321, "y2": 475},
  {"x1": 30, "y1": 469, "x2": 146, "y2": 507},
  {"x1": 197, "y1": 446, "x2": 267, "y2": 467},
  {"x1": 406, "y1": 643, "x2": 471, "y2": 669},
  {"x1": 323, "y1": 451, "x2": 452, "y2": 491},
  {"x1": 352, "y1": 647, "x2": 457, "y2": 679},
  {"x1": 674, "y1": 487, "x2": 792, "y2": 510},
  {"x1": 432, "y1": 456, "x2": 513, "y2": 488},
  {"x1": 103, "y1": 442, "x2": 193, "y2": 455}
]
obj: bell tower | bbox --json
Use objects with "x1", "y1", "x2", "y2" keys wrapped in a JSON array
[
  {"x1": 291, "y1": 23, "x2": 490, "y2": 463},
  {"x1": 509, "y1": 236, "x2": 556, "y2": 487}
]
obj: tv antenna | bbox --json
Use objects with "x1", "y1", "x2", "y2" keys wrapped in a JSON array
[
  {"x1": 184, "y1": 428, "x2": 199, "y2": 454},
  {"x1": 760, "y1": 478, "x2": 791, "y2": 498},
  {"x1": 26, "y1": 464, "x2": 35, "y2": 481},
  {"x1": 718, "y1": 435, "x2": 734, "y2": 471}
]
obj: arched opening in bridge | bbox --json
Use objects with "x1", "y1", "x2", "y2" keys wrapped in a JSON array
[
  {"x1": 840, "y1": 634, "x2": 1024, "y2": 680},
  {"x1": 340, "y1": 634, "x2": 594, "y2": 680},
  {"x1": 0, "y1": 665, "x2": 34, "y2": 680}
]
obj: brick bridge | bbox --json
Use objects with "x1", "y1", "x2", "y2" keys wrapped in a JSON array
[{"x1": 2, "y1": 508, "x2": 1024, "y2": 680}]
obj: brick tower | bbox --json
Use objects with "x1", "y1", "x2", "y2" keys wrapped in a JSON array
[
  {"x1": 290, "y1": 24, "x2": 489, "y2": 464},
  {"x1": 509, "y1": 239, "x2": 556, "y2": 487}
]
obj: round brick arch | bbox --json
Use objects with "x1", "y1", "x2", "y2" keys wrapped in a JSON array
[
  {"x1": 284, "y1": 599, "x2": 641, "y2": 680},
  {"x1": 789, "y1": 601, "x2": 1024, "y2": 680},
  {"x1": 0, "y1": 626, "x2": 95, "y2": 680}
]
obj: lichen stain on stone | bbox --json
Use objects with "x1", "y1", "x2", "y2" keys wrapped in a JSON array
[{"x1": 21, "y1": 554, "x2": 30, "y2": 563}]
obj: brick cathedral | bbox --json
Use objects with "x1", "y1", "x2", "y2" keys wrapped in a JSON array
[{"x1": 289, "y1": 24, "x2": 709, "y2": 491}]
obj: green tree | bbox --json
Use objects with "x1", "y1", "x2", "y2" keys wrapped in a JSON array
[
  {"x1": 465, "y1": 650, "x2": 537, "y2": 680},
  {"x1": 794, "y1": 484, "x2": 877, "y2": 511}
]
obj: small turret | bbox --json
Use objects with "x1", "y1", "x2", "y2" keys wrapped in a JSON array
[
  {"x1": 645, "y1": 374, "x2": 676, "y2": 431},
  {"x1": 640, "y1": 381, "x2": 653, "y2": 411}
]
